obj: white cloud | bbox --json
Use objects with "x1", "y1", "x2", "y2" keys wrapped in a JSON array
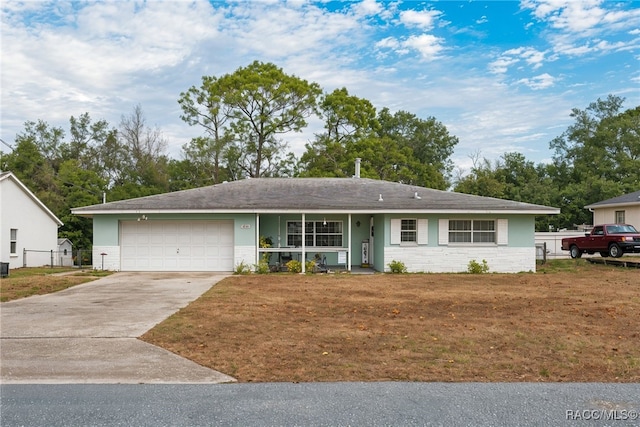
[
  {"x1": 376, "y1": 37, "x2": 400, "y2": 50},
  {"x1": 489, "y1": 57, "x2": 520, "y2": 74},
  {"x1": 351, "y1": 0, "x2": 382, "y2": 17},
  {"x1": 399, "y1": 9, "x2": 442, "y2": 30},
  {"x1": 517, "y1": 73, "x2": 556, "y2": 90},
  {"x1": 403, "y1": 34, "x2": 445, "y2": 60},
  {"x1": 222, "y1": 2, "x2": 366, "y2": 61},
  {"x1": 375, "y1": 34, "x2": 444, "y2": 61},
  {"x1": 521, "y1": 0, "x2": 640, "y2": 57},
  {"x1": 489, "y1": 47, "x2": 547, "y2": 74}
]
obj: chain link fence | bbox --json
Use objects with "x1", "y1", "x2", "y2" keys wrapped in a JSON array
[{"x1": 22, "y1": 249, "x2": 93, "y2": 268}]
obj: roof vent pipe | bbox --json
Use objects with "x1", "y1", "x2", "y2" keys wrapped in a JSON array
[{"x1": 355, "y1": 158, "x2": 361, "y2": 178}]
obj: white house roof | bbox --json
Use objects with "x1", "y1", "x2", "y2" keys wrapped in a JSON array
[
  {"x1": 72, "y1": 178, "x2": 559, "y2": 216},
  {"x1": 585, "y1": 190, "x2": 640, "y2": 209},
  {"x1": 0, "y1": 171, "x2": 63, "y2": 226}
]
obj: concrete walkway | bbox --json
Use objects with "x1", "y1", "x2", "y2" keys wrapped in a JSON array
[{"x1": 0, "y1": 272, "x2": 236, "y2": 384}]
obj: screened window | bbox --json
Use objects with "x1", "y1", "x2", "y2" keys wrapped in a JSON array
[
  {"x1": 615, "y1": 210, "x2": 625, "y2": 224},
  {"x1": 287, "y1": 221, "x2": 343, "y2": 247},
  {"x1": 10, "y1": 228, "x2": 17, "y2": 254},
  {"x1": 449, "y1": 220, "x2": 495, "y2": 244},
  {"x1": 401, "y1": 219, "x2": 417, "y2": 243}
]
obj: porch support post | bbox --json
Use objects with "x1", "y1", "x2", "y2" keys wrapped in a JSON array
[
  {"x1": 255, "y1": 213, "x2": 260, "y2": 267},
  {"x1": 301, "y1": 213, "x2": 306, "y2": 273},
  {"x1": 347, "y1": 213, "x2": 352, "y2": 272}
]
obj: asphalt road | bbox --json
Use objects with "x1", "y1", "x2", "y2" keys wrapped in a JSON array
[{"x1": 2, "y1": 382, "x2": 639, "y2": 426}]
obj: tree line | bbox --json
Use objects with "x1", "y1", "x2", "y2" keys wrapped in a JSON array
[
  {"x1": 455, "y1": 96, "x2": 639, "y2": 231},
  {"x1": 1, "y1": 61, "x2": 637, "y2": 248}
]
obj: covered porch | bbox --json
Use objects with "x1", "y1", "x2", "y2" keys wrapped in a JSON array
[{"x1": 255, "y1": 213, "x2": 378, "y2": 273}]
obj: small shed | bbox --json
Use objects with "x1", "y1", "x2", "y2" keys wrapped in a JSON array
[{"x1": 57, "y1": 238, "x2": 74, "y2": 267}]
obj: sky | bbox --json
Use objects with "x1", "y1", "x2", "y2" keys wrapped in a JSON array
[{"x1": 1, "y1": 0, "x2": 639, "y2": 173}]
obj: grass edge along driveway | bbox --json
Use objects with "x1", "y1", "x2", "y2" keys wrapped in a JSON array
[{"x1": 0, "y1": 267, "x2": 111, "y2": 302}]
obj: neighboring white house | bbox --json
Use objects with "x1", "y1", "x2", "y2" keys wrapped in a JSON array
[
  {"x1": 72, "y1": 171, "x2": 560, "y2": 273},
  {"x1": 0, "y1": 172, "x2": 64, "y2": 269},
  {"x1": 57, "y1": 238, "x2": 74, "y2": 267},
  {"x1": 585, "y1": 190, "x2": 640, "y2": 229}
]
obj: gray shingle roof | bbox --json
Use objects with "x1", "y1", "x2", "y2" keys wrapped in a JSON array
[
  {"x1": 585, "y1": 190, "x2": 640, "y2": 208},
  {"x1": 72, "y1": 178, "x2": 559, "y2": 215}
]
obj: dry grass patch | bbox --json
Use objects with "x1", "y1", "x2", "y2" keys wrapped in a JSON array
[
  {"x1": 0, "y1": 268, "x2": 111, "y2": 302},
  {"x1": 142, "y1": 263, "x2": 639, "y2": 383}
]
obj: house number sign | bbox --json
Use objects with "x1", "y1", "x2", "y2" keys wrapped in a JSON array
[{"x1": 240, "y1": 224, "x2": 251, "y2": 229}]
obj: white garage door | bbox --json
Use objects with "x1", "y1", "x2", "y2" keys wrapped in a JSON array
[{"x1": 120, "y1": 220, "x2": 234, "y2": 271}]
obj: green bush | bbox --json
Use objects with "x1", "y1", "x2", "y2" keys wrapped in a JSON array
[
  {"x1": 387, "y1": 259, "x2": 407, "y2": 274},
  {"x1": 234, "y1": 261, "x2": 252, "y2": 275},
  {"x1": 255, "y1": 261, "x2": 271, "y2": 274},
  {"x1": 305, "y1": 260, "x2": 317, "y2": 274},
  {"x1": 467, "y1": 259, "x2": 489, "y2": 274},
  {"x1": 286, "y1": 259, "x2": 302, "y2": 273}
]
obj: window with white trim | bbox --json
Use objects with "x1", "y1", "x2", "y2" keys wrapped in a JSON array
[
  {"x1": 448, "y1": 220, "x2": 496, "y2": 244},
  {"x1": 10, "y1": 228, "x2": 17, "y2": 255},
  {"x1": 391, "y1": 218, "x2": 428, "y2": 245},
  {"x1": 287, "y1": 221, "x2": 343, "y2": 247},
  {"x1": 615, "y1": 210, "x2": 625, "y2": 224},
  {"x1": 401, "y1": 219, "x2": 417, "y2": 243}
]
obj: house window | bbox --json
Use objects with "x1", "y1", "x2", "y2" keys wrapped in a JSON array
[
  {"x1": 615, "y1": 210, "x2": 625, "y2": 224},
  {"x1": 10, "y1": 229, "x2": 17, "y2": 255},
  {"x1": 401, "y1": 219, "x2": 417, "y2": 243},
  {"x1": 287, "y1": 221, "x2": 343, "y2": 247},
  {"x1": 449, "y1": 220, "x2": 495, "y2": 244},
  {"x1": 391, "y1": 218, "x2": 428, "y2": 245}
]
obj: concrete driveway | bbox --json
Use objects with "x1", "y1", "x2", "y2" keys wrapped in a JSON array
[{"x1": 0, "y1": 272, "x2": 236, "y2": 384}]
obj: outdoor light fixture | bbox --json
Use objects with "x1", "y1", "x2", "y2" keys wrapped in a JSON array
[
  {"x1": 137, "y1": 215, "x2": 148, "y2": 221},
  {"x1": 323, "y1": 217, "x2": 327, "y2": 226}
]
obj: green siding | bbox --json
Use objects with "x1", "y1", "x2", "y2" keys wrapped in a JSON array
[
  {"x1": 93, "y1": 216, "x2": 119, "y2": 246},
  {"x1": 506, "y1": 216, "x2": 535, "y2": 247}
]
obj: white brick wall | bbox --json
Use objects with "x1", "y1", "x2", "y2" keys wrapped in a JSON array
[
  {"x1": 235, "y1": 245, "x2": 256, "y2": 269},
  {"x1": 384, "y1": 246, "x2": 535, "y2": 273},
  {"x1": 93, "y1": 246, "x2": 120, "y2": 271}
]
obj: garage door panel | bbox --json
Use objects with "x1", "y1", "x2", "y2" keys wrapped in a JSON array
[
  {"x1": 149, "y1": 247, "x2": 162, "y2": 257},
  {"x1": 120, "y1": 220, "x2": 234, "y2": 272},
  {"x1": 149, "y1": 235, "x2": 164, "y2": 245}
]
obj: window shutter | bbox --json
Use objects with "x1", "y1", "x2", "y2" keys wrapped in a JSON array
[
  {"x1": 497, "y1": 219, "x2": 508, "y2": 245},
  {"x1": 438, "y1": 219, "x2": 448, "y2": 245},
  {"x1": 417, "y1": 218, "x2": 428, "y2": 244},
  {"x1": 390, "y1": 219, "x2": 401, "y2": 244}
]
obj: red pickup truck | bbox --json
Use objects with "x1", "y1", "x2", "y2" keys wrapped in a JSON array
[{"x1": 562, "y1": 224, "x2": 640, "y2": 258}]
